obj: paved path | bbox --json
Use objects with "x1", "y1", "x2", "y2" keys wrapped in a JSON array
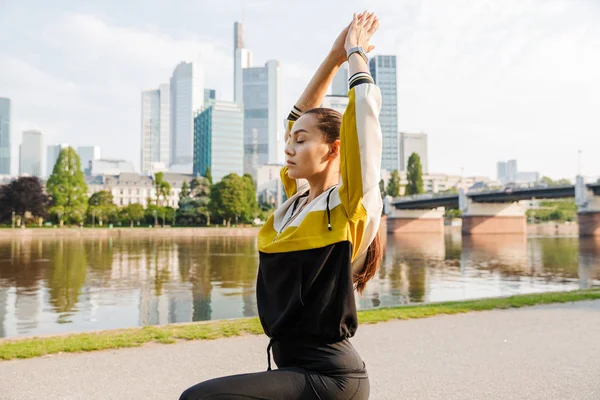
[{"x1": 1, "y1": 301, "x2": 599, "y2": 400}]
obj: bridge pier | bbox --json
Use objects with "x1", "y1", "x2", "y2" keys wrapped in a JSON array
[
  {"x1": 460, "y1": 190, "x2": 526, "y2": 235},
  {"x1": 387, "y1": 208, "x2": 445, "y2": 234},
  {"x1": 576, "y1": 179, "x2": 600, "y2": 236}
]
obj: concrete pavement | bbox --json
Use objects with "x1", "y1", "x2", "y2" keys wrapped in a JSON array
[{"x1": 1, "y1": 301, "x2": 599, "y2": 400}]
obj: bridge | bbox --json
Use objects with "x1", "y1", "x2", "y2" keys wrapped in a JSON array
[{"x1": 386, "y1": 179, "x2": 600, "y2": 236}]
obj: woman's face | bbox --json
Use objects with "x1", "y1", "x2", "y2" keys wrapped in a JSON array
[{"x1": 285, "y1": 114, "x2": 339, "y2": 180}]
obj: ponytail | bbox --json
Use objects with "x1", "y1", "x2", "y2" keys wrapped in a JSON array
[{"x1": 353, "y1": 230, "x2": 383, "y2": 294}]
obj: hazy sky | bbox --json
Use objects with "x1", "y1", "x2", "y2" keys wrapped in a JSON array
[{"x1": 1, "y1": 0, "x2": 598, "y2": 179}]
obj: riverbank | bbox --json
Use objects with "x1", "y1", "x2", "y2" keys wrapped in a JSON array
[
  {"x1": 1, "y1": 289, "x2": 598, "y2": 361},
  {"x1": 0, "y1": 221, "x2": 579, "y2": 239},
  {"x1": 0, "y1": 226, "x2": 261, "y2": 239}
]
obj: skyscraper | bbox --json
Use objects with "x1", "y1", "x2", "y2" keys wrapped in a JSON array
[
  {"x1": 141, "y1": 84, "x2": 170, "y2": 174},
  {"x1": 170, "y1": 62, "x2": 204, "y2": 172},
  {"x1": 369, "y1": 55, "x2": 398, "y2": 171},
  {"x1": 243, "y1": 60, "x2": 281, "y2": 177},
  {"x1": 47, "y1": 143, "x2": 69, "y2": 176},
  {"x1": 331, "y1": 65, "x2": 349, "y2": 96},
  {"x1": 233, "y1": 22, "x2": 252, "y2": 104},
  {"x1": 204, "y1": 89, "x2": 216, "y2": 108},
  {"x1": 193, "y1": 100, "x2": 244, "y2": 182},
  {"x1": 19, "y1": 130, "x2": 43, "y2": 177},
  {"x1": 399, "y1": 132, "x2": 428, "y2": 173},
  {"x1": 0, "y1": 98, "x2": 10, "y2": 175},
  {"x1": 77, "y1": 145, "x2": 102, "y2": 175}
]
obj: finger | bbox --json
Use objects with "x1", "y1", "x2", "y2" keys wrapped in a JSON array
[
  {"x1": 367, "y1": 44, "x2": 375, "y2": 53},
  {"x1": 364, "y1": 13, "x2": 376, "y2": 31},
  {"x1": 357, "y1": 13, "x2": 366, "y2": 25},
  {"x1": 358, "y1": 10, "x2": 368, "y2": 26},
  {"x1": 368, "y1": 17, "x2": 379, "y2": 35}
]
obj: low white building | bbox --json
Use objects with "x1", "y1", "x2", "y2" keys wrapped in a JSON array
[
  {"x1": 380, "y1": 169, "x2": 502, "y2": 196},
  {"x1": 321, "y1": 95, "x2": 349, "y2": 115},
  {"x1": 86, "y1": 172, "x2": 194, "y2": 208}
]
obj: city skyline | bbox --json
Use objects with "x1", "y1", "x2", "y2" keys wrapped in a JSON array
[{"x1": 1, "y1": 0, "x2": 599, "y2": 179}]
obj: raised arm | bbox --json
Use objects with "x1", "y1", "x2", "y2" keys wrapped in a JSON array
[
  {"x1": 338, "y1": 12, "x2": 383, "y2": 223},
  {"x1": 280, "y1": 21, "x2": 355, "y2": 197}
]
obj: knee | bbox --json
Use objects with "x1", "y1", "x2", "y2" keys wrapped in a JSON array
[
  {"x1": 179, "y1": 385, "x2": 205, "y2": 400},
  {"x1": 179, "y1": 382, "x2": 218, "y2": 400}
]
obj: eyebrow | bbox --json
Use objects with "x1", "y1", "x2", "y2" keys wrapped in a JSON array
[{"x1": 292, "y1": 129, "x2": 309, "y2": 136}]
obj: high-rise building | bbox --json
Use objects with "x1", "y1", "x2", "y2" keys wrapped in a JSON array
[
  {"x1": 193, "y1": 100, "x2": 244, "y2": 182},
  {"x1": 369, "y1": 55, "x2": 398, "y2": 171},
  {"x1": 243, "y1": 60, "x2": 281, "y2": 177},
  {"x1": 0, "y1": 98, "x2": 10, "y2": 175},
  {"x1": 141, "y1": 84, "x2": 169, "y2": 175},
  {"x1": 47, "y1": 143, "x2": 69, "y2": 176},
  {"x1": 19, "y1": 130, "x2": 43, "y2": 177},
  {"x1": 233, "y1": 22, "x2": 252, "y2": 104},
  {"x1": 77, "y1": 145, "x2": 102, "y2": 175},
  {"x1": 170, "y1": 62, "x2": 204, "y2": 172},
  {"x1": 399, "y1": 132, "x2": 428, "y2": 173},
  {"x1": 506, "y1": 159, "x2": 518, "y2": 183},
  {"x1": 497, "y1": 161, "x2": 508, "y2": 183},
  {"x1": 331, "y1": 65, "x2": 349, "y2": 96},
  {"x1": 497, "y1": 159, "x2": 538, "y2": 184},
  {"x1": 204, "y1": 89, "x2": 216, "y2": 108}
]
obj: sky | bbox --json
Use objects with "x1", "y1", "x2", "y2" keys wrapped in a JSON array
[{"x1": 0, "y1": 0, "x2": 599, "y2": 180}]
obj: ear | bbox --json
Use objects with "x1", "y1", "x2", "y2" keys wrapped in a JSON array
[{"x1": 328, "y1": 139, "x2": 341, "y2": 159}]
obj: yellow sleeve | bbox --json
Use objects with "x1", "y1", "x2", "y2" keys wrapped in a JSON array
[
  {"x1": 338, "y1": 75, "x2": 383, "y2": 220},
  {"x1": 280, "y1": 165, "x2": 297, "y2": 199}
]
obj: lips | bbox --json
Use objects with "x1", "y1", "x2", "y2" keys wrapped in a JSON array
[{"x1": 286, "y1": 161, "x2": 295, "y2": 166}]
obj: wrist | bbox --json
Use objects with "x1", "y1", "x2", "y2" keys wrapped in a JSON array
[
  {"x1": 327, "y1": 50, "x2": 346, "y2": 67},
  {"x1": 344, "y1": 43, "x2": 358, "y2": 53}
]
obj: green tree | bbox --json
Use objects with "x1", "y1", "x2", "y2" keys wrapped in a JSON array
[
  {"x1": 386, "y1": 170, "x2": 401, "y2": 197},
  {"x1": 87, "y1": 190, "x2": 117, "y2": 226},
  {"x1": 379, "y1": 179, "x2": 385, "y2": 198},
  {"x1": 204, "y1": 166, "x2": 213, "y2": 185},
  {"x1": 122, "y1": 203, "x2": 145, "y2": 227},
  {"x1": 540, "y1": 176, "x2": 572, "y2": 186},
  {"x1": 153, "y1": 172, "x2": 172, "y2": 206},
  {"x1": 178, "y1": 176, "x2": 212, "y2": 226},
  {"x1": 241, "y1": 174, "x2": 259, "y2": 223},
  {"x1": 406, "y1": 153, "x2": 424, "y2": 195},
  {"x1": 209, "y1": 173, "x2": 246, "y2": 226},
  {"x1": 444, "y1": 208, "x2": 462, "y2": 219},
  {"x1": 46, "y1": 147, "x2": 88, "y2": 225},
  {"x1": 0, "y1": 177, "x2": 50, "y2": 225},
  {"x1": 179, "y1": 181, "x2": 191, "y2": 200}
]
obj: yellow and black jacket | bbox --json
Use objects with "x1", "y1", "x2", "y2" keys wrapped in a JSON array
[{"x1": 256, "y1": 72, "x2": 383, "y2": 346}]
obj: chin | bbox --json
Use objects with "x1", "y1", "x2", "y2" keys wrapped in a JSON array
[{"x1": 286, "y1": 168, "x2": 305, "y2": 180}]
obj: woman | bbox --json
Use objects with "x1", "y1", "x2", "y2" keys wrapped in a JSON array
[{"x1": 180, "y1": 11, "x2": 383, "y2": 400}]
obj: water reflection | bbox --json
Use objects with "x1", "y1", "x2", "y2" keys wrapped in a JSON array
[{"x1": 0, "y1": 233, "x2": 598, "y2": 338}]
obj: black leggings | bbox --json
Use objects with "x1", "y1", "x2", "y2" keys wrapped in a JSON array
[
  {"x1": 179, "y1": 339, "x2": 369, "y2": 400},
  {"x1": 179, "y1": 367, "x2": 369, "y2": 400}
]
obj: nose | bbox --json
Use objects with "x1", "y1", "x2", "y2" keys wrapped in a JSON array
[{"x1": 284, "y1": 139, "x2": 294, "y2": 156}]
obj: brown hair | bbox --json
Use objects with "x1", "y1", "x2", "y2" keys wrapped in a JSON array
[{"x1": 304, "y1": 107, "x2": 384, "y2": 294}]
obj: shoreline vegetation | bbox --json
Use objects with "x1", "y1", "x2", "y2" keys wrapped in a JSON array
[{"x1": 1, "y1": 289, "x2": 599, "y2": 361}]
